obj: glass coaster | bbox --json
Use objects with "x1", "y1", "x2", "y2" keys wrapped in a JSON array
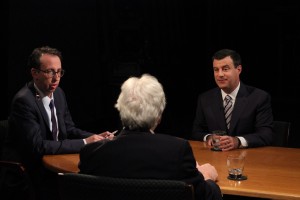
[
  {"x1": 227, "y1": 175, "x2": 247, "y2": 181},
  {"x1": 210, "y1": 148, "x2": 222, "y2": 151}
]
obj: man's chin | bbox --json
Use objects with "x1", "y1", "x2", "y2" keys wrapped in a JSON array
[
  {"x1": 49, "y1": 86, "x2": 57, "y2": 91},
  {"x1": 217, "y1": 84, "x2": 226, "y2": 89},
  {"x1": 218, "y1": 85, "x2": 230, "y2": 92},
  {"x1": 47, "y1": 88, "x2": 56, "y2": 95}
]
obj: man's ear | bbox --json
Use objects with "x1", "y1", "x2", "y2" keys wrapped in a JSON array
[
  {"x1": 237, "y1": 65, "x2": 242, "y2": 74},
  {"x1": 31, "y1": 68, "x2": 39, "y2": 80},
  {"x1": 31, "y1": 68, "x2": 37, "y2": 74}
]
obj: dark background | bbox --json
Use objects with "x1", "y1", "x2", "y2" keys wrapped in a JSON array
[{"x1": 4, "y1": 0, "x2": 300, "y2": 147}]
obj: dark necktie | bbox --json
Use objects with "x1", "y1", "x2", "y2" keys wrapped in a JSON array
[
  {"x1": 49, "y1": 100, "x2": 58, "y2": 141},
  {"x1": 224, "y1": 95, "x2": 233, "y2": 130}
]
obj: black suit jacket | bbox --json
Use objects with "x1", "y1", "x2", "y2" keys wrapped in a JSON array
[
  {"x1": 191, "y1": 83, "x2": 273, "y2": 147},
  {"x1": 4, "y1": 81, "x2": 92, "y2": 171},
  {"x1": 79, "y1": 129, "x2": 223, "y2": 200}
]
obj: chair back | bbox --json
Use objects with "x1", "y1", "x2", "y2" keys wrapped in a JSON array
[
  {"x1": 58, "y1": 173, "x2": 195, "y2": 200},
  {"x1": 272, "y1": 120, "x2": 291, "y2": 147},
  {"x1": 0, "y1": 160, "x2": 35, "y2": 200},
  {"x1": 0, "y1": 119, "x2": 8, "y2": 159}
]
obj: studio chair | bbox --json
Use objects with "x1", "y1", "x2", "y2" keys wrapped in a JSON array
[
  {"x1": 272, "y1": 120, "x2": 291, "y2": 147},
  {"x1": 0, "y1": 160, "x2": 35, "y2": 200},
  {"x1": 0, "y1": 119, "x2": 36, "y2": 200},
  {"x1": 0, "y1": 119, "x2": 8, "y2": 159},
  {"x1": 58, "y1": 173, "x2": 195, "y2": 200}
]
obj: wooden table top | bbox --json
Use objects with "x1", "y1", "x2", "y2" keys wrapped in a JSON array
[
  {"x1": 43, "y1": 141, "x2": 300, "y2": 199},
  {"x1": 43, "y1": 153, "x2": 80, "y2": 173},
  {"x1": 190, "y1": 141, "x2": 300, "y2": 199}
]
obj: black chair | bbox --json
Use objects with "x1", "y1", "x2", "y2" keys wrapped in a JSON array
[
  {"x1": 58, "y1": 173, "x2": 195, "y2": 200},
  {"x1": 0, "y1": 160, "x2": 36, "y2": 200},
  {"x1": 272, "y1": 120, "x2": 291, "y2": 147},
  {"x1": 0, "y1": 119, "x2": 8, "y2": 159},
  {"x1": 0, "y1": 119, "x2": 36, "y2": 200}
]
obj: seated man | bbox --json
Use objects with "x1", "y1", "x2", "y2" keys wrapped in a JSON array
[
  {"x1": 3, "y1": 46, "x2": 112, "y2": 200},
  {"x1": 79, "y1": 74, "x2": 223, "y2": 200},
  {"x1": 191, "y1": 49, "x2": 273, "y2": 150}
]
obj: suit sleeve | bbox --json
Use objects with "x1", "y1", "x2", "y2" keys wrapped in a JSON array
[
  {"x1": 55, "y1": 88, "x2": 93, "y2": 139},
  {"x1": 10, "y1": 92, "x2": 87, "y2": 157},
  {"x1": 243, "y1": 92, "x2": 273, "y2": 147},
  {"x1": 191, "y1": 95, "x2": 209, "y2": 141},
  {"x1": 180, "y1": 141, "x2": 222, "y2": 200}
]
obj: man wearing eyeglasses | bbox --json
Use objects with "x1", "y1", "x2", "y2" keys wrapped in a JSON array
[{"x1": 2, "y1": 46, "x2": 113, "y2": 200}]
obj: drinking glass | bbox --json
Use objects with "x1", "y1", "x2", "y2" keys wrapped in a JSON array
[
  {"x1": 227, "y1": 154, "x2": 247, "y2": 180},
  {"x1": 211, "y1": 130, "x2": 227, "y2": 151}
]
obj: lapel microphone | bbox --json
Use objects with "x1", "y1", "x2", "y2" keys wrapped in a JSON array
[{"x1": 35, "y1": 91, "x2": 41, "y2": 101}]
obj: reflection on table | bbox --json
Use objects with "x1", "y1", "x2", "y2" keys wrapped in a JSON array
[
  {"x1": 43, "y1": 153, "x2": 79, "y2": 173},
  {"x1": 190, "y1": 141, "x2": 300, "y2": 199},
  {"x1": 43, "y1": 140, "x2": 300, "y2": 199}
]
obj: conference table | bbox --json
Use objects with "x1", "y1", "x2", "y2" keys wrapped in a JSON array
[{"x1": 43, "y1": 141, "x2": 300, "y2": 199}]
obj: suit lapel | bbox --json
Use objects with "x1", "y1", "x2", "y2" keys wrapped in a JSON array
[
  {"x1": 212, "y1": 89, "x2": 227, "y2": 131},
  {"x1": 53, "y1": 90, "x2": 66, "y2": 140},
  {"x1": 28, "y1": 82, "x2": 51, "y2": 129},
  {"x1": 229, "y1": 83, "x2": 248, "y2": 133},
  {"x1": 36, "y1": 100, "x2": 51, "y2": 129}
]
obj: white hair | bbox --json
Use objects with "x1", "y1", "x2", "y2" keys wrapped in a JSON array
[{"x1": 115, "y1": 74, "x2": 166, "y2": 130}]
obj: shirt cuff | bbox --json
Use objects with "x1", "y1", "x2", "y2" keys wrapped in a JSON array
[
  {"x1": 203, "y1": 134, "x2": 211, "y2": 141},
  {"x1": 237, "y1": 136, "x2": 248, "y2": 148},
  {"x1": 83, "y1": 139, "x2": 87, "y2": 145}
]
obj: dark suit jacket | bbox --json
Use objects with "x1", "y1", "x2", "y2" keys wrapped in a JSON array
[
  {"x1": 191, "y1": 82, "x2": 273, "y2": 147},
  {"x1": 79, "y1": 129, "x2": 223, "y2": 200},
  {"x1": 4, "y1": 81, "x2": 92, "y2": 172}
]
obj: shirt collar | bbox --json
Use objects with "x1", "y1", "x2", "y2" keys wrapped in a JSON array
[
  {"x1": 221, "y1": 82, "x2": 240, "y2": 101},
  {"x1": 34, "y1": 83, "x2": 54, "y2": 105}
]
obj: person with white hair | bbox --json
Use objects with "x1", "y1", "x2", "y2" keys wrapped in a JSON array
[{"x1": 79, "y1": 74, "x2": 222, "y2": 200}]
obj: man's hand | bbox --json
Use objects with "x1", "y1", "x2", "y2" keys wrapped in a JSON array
[
  {"x1": 218, "y1": 136, "x2": 240, "y2": 151},
  {"x1": 196, "y1": 162, "x2": 219, "y2": 181},
  {"x1": 85, "y1": 131, "x2": 116, "y2": 144}
]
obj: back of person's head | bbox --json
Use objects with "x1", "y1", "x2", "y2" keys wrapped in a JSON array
[
  {"x1": 115, "y1": 74, "x2": 166, "y2": 131},
  {"x1": 28, "y1": 46, "x2": 62, "y2": 69},
  {"x1": 212, "y1": 49, "x2": 242, "y2": 68}
]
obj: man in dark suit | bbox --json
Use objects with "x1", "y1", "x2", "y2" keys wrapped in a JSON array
[
  {"x1": 191, "y1": 49, "x2": 273, "y2": 150},
  {"x1": 3, "y1": 46, "x2": 113, "y2": 200},
  {"x1": 79, "y1": 74, "x2": 223, "y2": 200}
]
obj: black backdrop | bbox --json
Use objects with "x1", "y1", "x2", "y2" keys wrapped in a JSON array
[{"x1": 5, "y1": 0, "x2": 300, "y2": 147}]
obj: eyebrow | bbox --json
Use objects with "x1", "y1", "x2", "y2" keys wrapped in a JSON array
[{"x1": 213, "y1": 65, "x2": 230, "y2": 69}]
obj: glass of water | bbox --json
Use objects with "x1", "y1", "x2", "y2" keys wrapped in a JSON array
[
  {"x1": 211, "y1": 130, "x2": 227, "y2": 151},
  {"x1": 227, "y1": 154, "x2": 247, "y2": 180}
]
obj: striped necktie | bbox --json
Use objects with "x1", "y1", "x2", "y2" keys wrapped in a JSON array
[
  {"x1": 224, "y1": 95, "x2": 233, "y2": 130},
  {"x1": 49, "y1": 100, "x2": 58, "y2": 141}
]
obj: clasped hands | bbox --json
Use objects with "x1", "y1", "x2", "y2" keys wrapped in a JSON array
[{"x1": 207, "y1": 135, "x2": 240, "y2": 151}]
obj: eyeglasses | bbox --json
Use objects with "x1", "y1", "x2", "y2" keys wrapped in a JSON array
[{"x1": 37, "y1": 69, "x2": 65, "y2": 78}]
